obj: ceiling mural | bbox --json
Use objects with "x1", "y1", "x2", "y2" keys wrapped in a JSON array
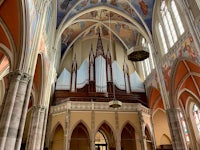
[
  {"x1": 57, "y1": 0, "x2": 155, "y2": 29},
  {"x1": 57, "y1": 0, "x2": 155, "y2": 57}
]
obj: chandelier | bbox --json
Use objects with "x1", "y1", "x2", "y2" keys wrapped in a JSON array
[
  {"x1": 107, "y1": 10, "x2": 122, "y2": 108},
  {"x1": 127, "y1": 45, "x2": 149, "y2": 61}
]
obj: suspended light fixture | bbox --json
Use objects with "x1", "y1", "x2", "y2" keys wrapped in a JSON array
[
  {"x1": 127, "y1": 8, "x2": 149, "y2": 62},
  {"x1": 109, "y1": 99, "x2": 122, "y2": 108},
  {"x1": 127, "y1": 45, "x2": 149, "y2": 61},
  {"x1": 107, "y1": 11, "x2": 122, "y2": 108}
]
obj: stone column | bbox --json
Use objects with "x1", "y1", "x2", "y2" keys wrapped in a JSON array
[
  {"x1": 91, "y1": 110, "x2": 95, "y2": 150},
  {"x1": 26, "y1": 105, "x2": 46, "y2": 150},
  {"x1": 0, "y1": 87, "x2": 8, "y2": 121},
  {"x1": 150, "y1": 114, "x2": 157, "y2": 150},
  {"x1": 138, "y1": 111, "x2": 146, "y2": 150},
  {"x1": 65, "y1": 110, "x2": 70, "y2": 150},
  {"x1": 40, "y1": 109, "x2": 48, "y2": 150},
  {"x1": 15, "y1": 77, "x2": 32, "y2": 150},
  {"x1": 115, "y1": 111, "x2": 121, "y2": 150},
  {"x1": 166, "y1": 108, "x2": 187, "y2": 150},
  {"x1": 0, "y1": 71, "x2": 31, "y2": 150}
]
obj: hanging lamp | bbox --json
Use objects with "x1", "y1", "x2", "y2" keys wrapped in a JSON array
[
  {"x1": 127, "y1": 8, "x2": 149, "y2": 62},
  {"x1": 127, "y1": 45, "x2": 149, "y2": 61},
  {"x1": 107, "y1": 11, "x2": 122, "y2": 108}
]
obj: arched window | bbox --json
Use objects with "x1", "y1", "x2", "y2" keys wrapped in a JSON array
[
  {"x1": 156, "y1": 0, "x2": 185, "y2": 55},
  {"x1": 179, "y1": 112, "x2": 190, "y2": 143},
  {"x1": 193, "y1": 104, "x2": 200, "y2": 133},
  {"x1": 148, "y1": 44, "x2": 155, "y2": 69},
  {"x1": 144, "y1": 58, "x2": 151, "y2": 76},
  {"x1": 140, "y1": 38, "x2": 155, "y2": 79},
  {"x1": 171, "y1": 0, "x2": 184, "y2": 35},
  {"x1": 158, "y1": 23, "x2": 168, "y2": 54},
  {"x1": 160, "y1": 0, "x2": 177, "y2": 47},
  {"x1": 140, "y1": 57, "x2": 151, "y2": 79}
]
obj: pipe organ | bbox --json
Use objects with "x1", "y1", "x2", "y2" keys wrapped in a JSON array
[{"x1": 55, "y1": 33, "x2": 147, "y2": 105}]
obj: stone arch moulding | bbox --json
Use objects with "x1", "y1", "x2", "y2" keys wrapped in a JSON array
[
  {"x1": 95, "y1": 120, "x2": 115, "y2": 137},
  {"x1": 0, "y1": 42, "x2": 14, "y2": 71},
  {"x1": 49, "y1": 121, "x2": 64, "y2": 144},
  {"x1": 55, "y1": 5, "x2": 151, "y2": 52},
  {"x1": 69, "y1": 119, "x2": 91, "y2": 141},
  {"x1": 119, "y1": 120, "x2": 139, "y2": 137},
  {"x1": 178, "y1": 88, "x2": 200, "y2": 110},
  {"x1": 169, "y1": 58, "x2": 200, "y2": 108},
  {"x1": 152, "y1": 108, "x2": 166, "y2": 119},
  {"x1": 160, "y1": 134, "x2": 171, "y2": 145}
]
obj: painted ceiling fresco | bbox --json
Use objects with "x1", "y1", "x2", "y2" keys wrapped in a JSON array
[{"x1": 57, "y1": 0, "x2": 155, "y2": 56}]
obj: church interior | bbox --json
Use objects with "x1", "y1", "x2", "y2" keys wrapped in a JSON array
[{"x1": 0, "y1": 0, "x2": 200, "y2": 150}]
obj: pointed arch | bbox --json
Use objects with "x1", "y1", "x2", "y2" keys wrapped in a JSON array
[
  {"x1": 121, "y1": 122, "x2": 137, "y2": 150},
  {"x1": 33, "y1": 54, "x2": 47, "y2": 106},
  {"x1": 0, "y1": 44, "x2": 13, "y2": 71},
  {"x1": 51, "y1": 124, "x2": 64, "y2": 150},
  {"x1": 95, "y1": 120, "x2": 115, "y2": 136},
  {"x1": 152, "y1": 108, "x2": 171, "y2": 147},
  {"x1": 160, "y1": 134, "x2": 171, "y2": 145},
  {"x1": 69, "y1": 121, "x2": 90, "y2": 150},
  {"x1": 95, "y1": 120, "x2": 116, "y2": 150},
  {"x1": 185, "y1": 96, "x2": 200, "y2": 116},
  {"x1": 50, "y1": 122, "x2": 64, "y2": 144},
  {"x1": 148, "y1": 86, "x2": 164, "y2": 111},
  {"x1": 170, "y1": 58, "x2": 200, "y2": 108},
  {"x1": 69, "y1": 120, "x2": 91, "y2": 140},
  {"x1": 178, "y1": 88, "x2": 200, "y2": 109},
  {"x1": 152, "y1": 108, "x2": 166, "y2": 117},
  {"x1": 120, "y1": 120, "x2": 139, "y2": 136},
  {"x1": 55, "y1": 5, "x2": 151, "y2": 52}
]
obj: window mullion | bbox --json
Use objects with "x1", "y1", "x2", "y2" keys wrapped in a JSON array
[
  {"x1": 163, "y1": 15, "x2": 174, "y2": 47},
  {"x1": 158, "y1": 23, "x2": 168, "y2": 54},
  {"x1": 171, "y1": 0, "x2": 185, "y2": 35},
  {"x1": 166, "y1": 10, "x2": 177, "y2": 42}
]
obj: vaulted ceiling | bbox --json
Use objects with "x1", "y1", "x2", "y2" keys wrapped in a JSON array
[{"x1": 56, "y1": 0, "x2": 155, "y2": 56}]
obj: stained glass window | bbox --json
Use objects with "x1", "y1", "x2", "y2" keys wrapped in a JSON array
[
  {"x1": 193, "y1": 104, "x2": 200, "y2": 133},
  {"x1": 180, "y1": 112, "x2": 190, "y2": 143}
]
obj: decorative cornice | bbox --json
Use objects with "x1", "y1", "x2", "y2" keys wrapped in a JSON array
[
  {"x1": 32, "y1": 105, "x2": 46, "y2": 112},
  {"x1": 50, "y1": 101, "x2": 151, "y2": 115}
]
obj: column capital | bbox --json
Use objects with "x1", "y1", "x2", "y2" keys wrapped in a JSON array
[
  {"x1": 32, "y1": 105, "x2": 46, "y2": 111},
  {"x1": 21, "y1": 73, "x2": 31, "y2": 83},
  {"x1": 8, "y1": 70, "x2": 23, "y2": 81}
]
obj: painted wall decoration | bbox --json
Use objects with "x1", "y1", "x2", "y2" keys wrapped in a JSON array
[
  {"x1": 27, "y1": 0, "x2": 38, "y2": 51},
  {"x1": 146, "y1": 35, "x2": 200, "y2": 94},
  {"x1": 57, "y1": 0, "x2": 155, "y2": 57},
  {"x1": 56, "y1": 0, "x2": 155, "y2": 31},
  {"x1": 162, "y1": 35, "x2": 200, "y2": 92},
  {"x1": 130, "y1": 0, "x2": 155, "y2": 30}
]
